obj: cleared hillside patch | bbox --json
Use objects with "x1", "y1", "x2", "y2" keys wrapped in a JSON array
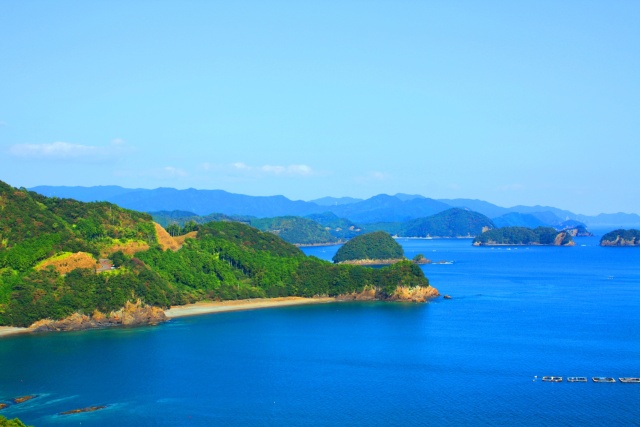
[
  {"x1": 36, "y1": 252, "x2": 99, "y2": 274},
  {"x1": 101, "y1": 240, "x2": 150, "y2": 257},
  {"x1": 154, "y1": 222, "x2": 181, "y2": 251}
]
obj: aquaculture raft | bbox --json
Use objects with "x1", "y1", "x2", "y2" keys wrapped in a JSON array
[{"x1": 592, "y1": 377, "x2": 616, "y2": 383}]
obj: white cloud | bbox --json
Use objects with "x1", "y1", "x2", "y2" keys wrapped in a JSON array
[
  {"x1": 162, "y1": 166, "x2": 188, "y2": 177},
  {"x1": 110, "y1": 138, "x2": 125, "y2": 145},
  {"x1": 233, "y1": 162, "x2": 252, "y2": 171},
  {"x1": 8, "y1": 140, "x2": 129, "y2": 162},
  {"x1": 229, "y1": 162, "x2": 315, "y2": 176}
]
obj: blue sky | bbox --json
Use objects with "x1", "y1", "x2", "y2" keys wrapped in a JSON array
[{"x1": 1, "y1": 1, "x2": 638, "y2": 215}]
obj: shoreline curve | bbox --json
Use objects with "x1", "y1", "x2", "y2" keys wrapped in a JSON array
[{"x1": 164, "y1": 296, "x2": 337, "y2": 318}]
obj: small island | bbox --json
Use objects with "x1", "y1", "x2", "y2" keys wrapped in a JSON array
[
  {"x1": 332, "y1": 231, "x2": 405, "y2": 264},
  {"x1": 600, "y1": 229, "x2": 640, "y2": 246},
  {"x1": 472, "y1": 226, "x2": 574, "y2": 246}
]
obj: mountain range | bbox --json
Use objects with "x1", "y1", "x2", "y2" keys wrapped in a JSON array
[{"x1": 29, "y1": 185, "x2": 640, "y2": 228}]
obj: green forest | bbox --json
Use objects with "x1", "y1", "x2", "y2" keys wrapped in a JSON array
[
  {"x1": 249, "y1": 216, "x2": 338, "y2": 245},
  {"x1": 473, "y1": 226, "x2": 573, "y2": 245},
  {"x1": 0, "y1": 181, "x2": 431, "y2": 327},
  {"x1": 0, "y1": 415, "x2": 29, "y2": 427},
  {"x1": 333, "y1": 231, "x2": 404, "y2": 263}
]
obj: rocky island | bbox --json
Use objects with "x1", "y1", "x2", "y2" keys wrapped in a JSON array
[
  {"x1": 331, "y1": 231, "x2": 439, "y2": 302},
  {"x1": 600, "y1": 229, "x2": 640, "y2": 246},
  {"x1": 472, "y1": 226, "x2": 574, "y2": 246}
]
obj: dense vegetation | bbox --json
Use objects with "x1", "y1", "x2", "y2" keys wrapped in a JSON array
[
  {"x1": 152, "y1": 211, "x2": 342, "y2": 245},
  {"x1": 249, "y1": 216, "x2": 337, "y2": 245},
  {"x1": 0, "y1": 181, "x2": 431, "y2": 327},
  {"x1": 150, "y1": 211, "x2": 253, "y2": 229},
  {"x1": 473, "y1": 226, "x2": 573, "y2": 245},
  {"x1": 0, "y1": 415, "x2": 29, "y2": 427},
  {"x1": 333, "y1": 231, "x2": 404, "y2": 263},
  {"x1": 0, "y1": 180, "x2": 155, "y2": 269},
  {"x1": 600, "y1": 229, "x2": 640, "y2": 246}
]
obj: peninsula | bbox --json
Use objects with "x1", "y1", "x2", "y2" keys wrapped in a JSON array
[{"x1": 0, "y1": 181, "x2": 438, "y2": 332}]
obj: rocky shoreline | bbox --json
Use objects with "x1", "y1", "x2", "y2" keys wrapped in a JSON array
[
  {"x1": 2, "y1": 287, "x2": 441, "y2": 336},
  {"x1": 336, "y1": 257, "x2": 432, "y2": 266},
  {"x1": 28, "y1": 300, "x2": 167, "y2": 333},
  {"x1": 336, "y1": 285, "x2": 440, "y2": 303}
]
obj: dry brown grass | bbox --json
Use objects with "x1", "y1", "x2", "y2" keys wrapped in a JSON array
[
  {"x1": 101, "y1": 240, "x2": 150, "y2": 257},
  {"x1": 174, "y1": 231, "x2": 198, "y2": 247},
  {"x1": 37, "y1": 252, "x2": 99, "y2": 274},
  {"x1": 154, "y1": 222, "x2": 181, "y2": 251}
]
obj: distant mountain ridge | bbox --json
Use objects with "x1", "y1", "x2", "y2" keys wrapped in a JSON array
[{"x1": 29, "y1": 185, "x2": 640, "y2": 228}]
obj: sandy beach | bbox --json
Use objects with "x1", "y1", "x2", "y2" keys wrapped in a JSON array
[
  {"x1": 164, "y1": 296, "x2": 337, "y2": 318},
  {"x1": 0, "y1": 326, "x2": 29, "y2": 338}
]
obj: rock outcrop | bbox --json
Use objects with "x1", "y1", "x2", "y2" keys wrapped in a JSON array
[
  {"x1": 29, "y1": 300, "x2": 167, "y2": 332},
  {"x1": 337, "y1": 285, "x2": 439, "y2": 303}
]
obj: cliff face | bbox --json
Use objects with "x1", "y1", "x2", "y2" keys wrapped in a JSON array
[
  {"x1": 554, "y1": 232, "x2": 575, "y2": 246},
  {"x1": 29, "y1": 300, "x2": 167, "y2": 332},
  {"x1": 337, "y1": 285, "x2": 439, "y2": 303},
  {"x1": 601, "y1": 237, "x2": 639, "y2": 246}
]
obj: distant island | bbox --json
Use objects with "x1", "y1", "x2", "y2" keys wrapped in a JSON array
[
  {"x1": 472, "y1": 226, "x2": 574, "y2": 246},
  {"x1": 600, "y1": 229, "x2": 640, "y2": 246}
]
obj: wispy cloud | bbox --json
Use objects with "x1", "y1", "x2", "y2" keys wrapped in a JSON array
[
  {"x1": 161, "y1": 166, "x2": 188, "y2": 177},
  {"x1": 203, "y1": 162, "x2": 317, "y2": 177},
  {"x1": 8, "y1": 140, "x2": 130, "y2": 162}
]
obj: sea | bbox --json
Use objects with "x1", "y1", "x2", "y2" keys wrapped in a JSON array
[{"x1": 1, "y1": 235, "x2": 639, "y2": 426}]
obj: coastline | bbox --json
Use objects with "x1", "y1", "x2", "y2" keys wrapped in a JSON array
[
  {"x1": 164, "y1": 296, "x2": 337, "y2": 318},
  {"x1": 0, "y1": 297, "x2": 337, "y2": 338}
]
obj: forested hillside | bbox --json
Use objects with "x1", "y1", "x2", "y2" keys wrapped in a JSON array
[
  {"x1": 0, "y1": 181, "x2": 434, "y2": 327},
  {"x1": 249, "y1": 216, "x2": 338, "y2": 245},
  {"x1": 400, "y1": 208, "x2": 494, "y2": 237}
]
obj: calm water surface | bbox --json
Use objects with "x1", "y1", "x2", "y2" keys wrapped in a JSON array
[{"x1": 1, "y1": 236, "x2": 639, "y2": 426}]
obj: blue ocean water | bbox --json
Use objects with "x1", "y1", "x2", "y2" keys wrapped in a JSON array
[{"x1": 1, "y1": 236, "x2": 639, "y2": 426}]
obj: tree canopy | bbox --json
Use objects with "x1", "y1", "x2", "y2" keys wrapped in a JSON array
[{"x1": 333, "y1": 231, "x2": 404, "y2": 263}]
